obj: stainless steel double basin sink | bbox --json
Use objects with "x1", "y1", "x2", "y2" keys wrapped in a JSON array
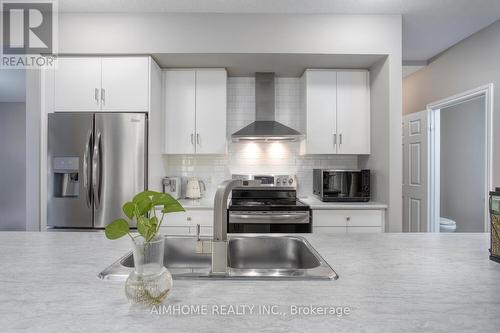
[{"x1": 99, "y1": 235, "x2": 338, "y2": 281}]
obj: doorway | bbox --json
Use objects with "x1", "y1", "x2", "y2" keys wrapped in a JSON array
[
  {"x1": 402, "y1": 84, "x2": 493, "y2": 232},
  {"x1": 439, "y1": 97, "x2": 485, "y2": 232},
  {"x1": 428, "y1": 85, "x2": 493, "y2": 233}
]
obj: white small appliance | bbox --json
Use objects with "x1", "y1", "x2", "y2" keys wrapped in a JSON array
[
  {"x1": 185, "y1": 177, "x2": 206, "y2": 199},
  {"x1": 162, "y1": 177, "x2": 181, "y2": 199}
]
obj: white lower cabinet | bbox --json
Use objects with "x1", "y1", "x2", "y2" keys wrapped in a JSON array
[
  {"x1": 160, "y1": 209, "x2": 213, "y2": 236},
  {"x1": 313, "y1": 209, "x2": 384, "y2": 233}
]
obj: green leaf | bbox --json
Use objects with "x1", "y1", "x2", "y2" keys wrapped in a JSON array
[
  {"x1": 133, "y1": 190, "x2": 160, "y2": 204},
  {"x1": 136, "y1": 197, "x2": 153, "y2": 216},
  {"x1": 151, "y1": 193, "x2": 170, "y2": 206},
  {"x1": 105, "y1": 219, "x2": 130, "y2": 240},
  {"x1": 161, "y1": 201, "x2": 185, "y2": 214},
  {"x1": 122, "y1": 202, "x2": 135, "y2": 220}
]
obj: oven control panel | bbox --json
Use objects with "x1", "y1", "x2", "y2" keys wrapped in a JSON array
[
  {"x1": 275, "y1": 175, "x2": 297, "y2": 188},
  {"x1": 233, "y1": 174, "x2": 297, "y2": 189}
]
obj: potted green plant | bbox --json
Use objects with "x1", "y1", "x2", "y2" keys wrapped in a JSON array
[{"x1": 105, "y1": 190, "x2": 185, "y2": 306}]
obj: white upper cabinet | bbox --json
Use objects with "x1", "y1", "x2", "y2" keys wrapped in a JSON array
[
  {"x1": 163, "y1": 70, "x2": 196, "y2": 154},
  {"x1": 303, "y1": 70, "x2": 337, "y2": 154},
  {"x1": 302, "y1": 69, "x2": 370, "y2": 155},
  {"x1": 101, "y1": 57, "x2": 149, "y2": 111},
  {"x1": 54, "y1": 57, "x2": 102, "y2": 112},
  {"x1": 54, "y1": 57, "x2": 150, "y2": 112},
  {"x1": 163, "y1": 69, "x2": 227, "y2": 155},
  {"x1": 337, "y1": 71, "x2": 370, "y2": 154},
  {"x1": 195, "y1": 70, "x2": 227, "y2": 154}
]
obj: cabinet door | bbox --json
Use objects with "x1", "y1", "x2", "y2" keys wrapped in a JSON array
[
  {"x1": 101, "y1": 57, "x2": 149, "y2": 112},
  {"x1": 163, "y1": 70, "x2": 196, "y2": 154},
  {"x1": 195, "y1": 70, "x2": 227, "y2": 154},
  {"x1": 304, "y1": 70, "x2": 337, "y2": 154},
  {"x1": 337, "y1": 71, "x2": 370, "y2": 154},
  {"x1": 54, "y1": 57, "x2": 101, "y2": 112}
]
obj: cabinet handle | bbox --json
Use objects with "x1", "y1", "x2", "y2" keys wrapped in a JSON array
[
  {"x1": 190, "y1": 133, "x2": 194, "y2": 145},
  {"x1": 346, "y1": 216, "x2": 350, "y2": 221},
  {"x1": 339, "y1": 133, "x2": 343, "y2": 145},
  {"x1": 94, "y1": 88, "x2": 99, "y2": 103},
  {"x1": 333, "y1": 134, "x2": 337, "y2": 146},
  {"x1": 196, "y1": 133, "x2": 200, "y2": 145},
  {"x1": 101, "y1": 88, "x2": 105, "y2": 105}
]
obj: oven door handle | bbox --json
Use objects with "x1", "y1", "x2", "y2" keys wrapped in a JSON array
[{"x1": 229, "y1": 212, "x2": 310, "y2": 224}]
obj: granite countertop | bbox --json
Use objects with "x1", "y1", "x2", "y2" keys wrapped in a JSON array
[
  {"x1": 299, "y1": 196, "x2": 388, "y2": 209},
  {"x1": 1, "y1": 232, "x2": 499, "y2": 332}
]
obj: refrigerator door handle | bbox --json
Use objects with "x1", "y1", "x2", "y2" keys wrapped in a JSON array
[
  {"x1": 83, "y1": 130, "x2": 92, "y2": 207},
  {"x1": 92, "y1": 131, "x2": 102, "y2": 209}
]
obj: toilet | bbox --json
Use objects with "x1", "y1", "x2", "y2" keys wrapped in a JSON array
[{"x1": 440, "y1": 217, "x2": 457, "y2": 232}]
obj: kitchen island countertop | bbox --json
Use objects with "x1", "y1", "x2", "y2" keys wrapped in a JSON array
[{"x1": 1, "y1": 232, "x2": 499, "y2": 332}]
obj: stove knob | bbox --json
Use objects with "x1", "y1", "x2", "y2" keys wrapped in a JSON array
[{"x1": 288, "y1": 178, "x2": 294, "y2": 185}]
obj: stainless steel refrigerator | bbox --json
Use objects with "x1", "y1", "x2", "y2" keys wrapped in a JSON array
[{"x1": 48, "y1": 113, "x2": 147, "y2": 228}]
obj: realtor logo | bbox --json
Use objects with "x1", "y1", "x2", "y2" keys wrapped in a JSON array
[{"x1": 1, "y1": 0, "x2": 57, "y2": 68}]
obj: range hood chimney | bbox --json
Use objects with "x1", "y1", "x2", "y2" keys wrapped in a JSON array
[{"x1": 231, "y1": 72, "x2": 304, "y2": 142}]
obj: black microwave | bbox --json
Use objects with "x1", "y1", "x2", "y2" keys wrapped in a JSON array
[{"x1": 313, "y1": 169, "x2": 370, "y2": 202}]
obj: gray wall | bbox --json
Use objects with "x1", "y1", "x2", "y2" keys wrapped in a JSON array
[
  {"x1": 0, "y1": 102, "x2": 26, "y2": 231},
  {"x1": 403, "y1": 19, "x2": 500, "y2": 188},
  {"x1": 440, "y1": 97, "x2": 485, "y2": 232}
]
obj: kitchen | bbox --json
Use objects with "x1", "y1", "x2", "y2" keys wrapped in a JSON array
[{"x1": 1, "y1": 1, "x2": 500, "y2": 332}]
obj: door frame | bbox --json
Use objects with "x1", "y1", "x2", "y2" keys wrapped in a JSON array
[{"x1": 426, "y1": 84, "x2": 494, "y2": 232}]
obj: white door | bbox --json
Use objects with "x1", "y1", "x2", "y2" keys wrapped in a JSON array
[
  {"x1": 101, "y1": 57, "x2": 149, "y2": 111},
  {"x1": 195, "y1": 69, "x2": 227, "y2": 154},
  {"x1": 54, "y1": 57, "x2": 101, "y2": 112},
  {"x1": 403, "y1": 111, "x2": 429, "y2": 232},
  {"x1": 337, "y1": 71, "x2": 370, "y2": 154},
  {"x1": 163, "y1": 70, "x2": 196, "y2": 154},
  {"x1": 304, "y1": 70, "x2": 337, "y2": 154}
]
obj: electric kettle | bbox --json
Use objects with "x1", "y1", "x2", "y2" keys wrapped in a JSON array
[{"x1": 185, "y1": 177, "x2": 206, "y2": 199}]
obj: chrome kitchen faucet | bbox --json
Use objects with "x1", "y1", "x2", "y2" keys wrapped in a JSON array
[{"x1": 211, "y1": 179, "x2": 242, "y2": 275}]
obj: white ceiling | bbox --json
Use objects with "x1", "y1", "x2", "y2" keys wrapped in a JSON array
[
  {"x1": 0, "y1": 70, "x2": 25, "y2": 103},
  {"x1": 58, "y1": 0, "x2": 500, "y2": 61}
]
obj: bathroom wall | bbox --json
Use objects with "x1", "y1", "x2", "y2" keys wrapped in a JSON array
[
  {"x1": 440, "y1": 97, "x2": 486, "y2": 232},
  {"x1": 163, "y1": 77, "x2": 359, "y2": 199}
]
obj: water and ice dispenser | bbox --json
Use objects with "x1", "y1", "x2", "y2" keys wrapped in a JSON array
[{"x1": 53, "y1": 157, "x2": 80, "y2": 197}]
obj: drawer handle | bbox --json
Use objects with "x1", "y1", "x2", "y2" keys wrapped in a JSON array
[{"x1": 346, "y1": 216, "x2": 351, "y2": 221}]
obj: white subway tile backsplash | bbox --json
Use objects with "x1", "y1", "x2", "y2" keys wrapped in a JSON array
[{"x1": 162, "y1": 77, "x2": 359, "y2": 199}]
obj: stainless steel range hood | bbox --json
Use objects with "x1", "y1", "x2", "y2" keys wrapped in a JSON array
[{"x1": 231, "y1": 72, "x2": 304, "y2": 142}]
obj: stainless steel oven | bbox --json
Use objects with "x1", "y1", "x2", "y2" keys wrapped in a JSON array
[{"x1": 228, "y1": 174, "x2": 311, "y2": 233}]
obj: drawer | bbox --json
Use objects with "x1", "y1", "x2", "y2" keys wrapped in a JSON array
[
  {"x1": 313, "y1": 226, "x2": 347, "y2": 234},
  {"x1": 344, "y1": 210, "x2": 383, "y2": 227},
  {"x1": 347, "y1": 226, "x2": 383, "y2": 233},
  {"x1": 313, "y1": 210, "x2": 347, "y2": 227},
  {"x1": 313, "y1": 209, "x2": 383, "y2": 228}
]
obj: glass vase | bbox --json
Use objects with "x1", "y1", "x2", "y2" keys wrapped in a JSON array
[{"x1": 125, "y1": 235, "x2": 173, "y2": 306}]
